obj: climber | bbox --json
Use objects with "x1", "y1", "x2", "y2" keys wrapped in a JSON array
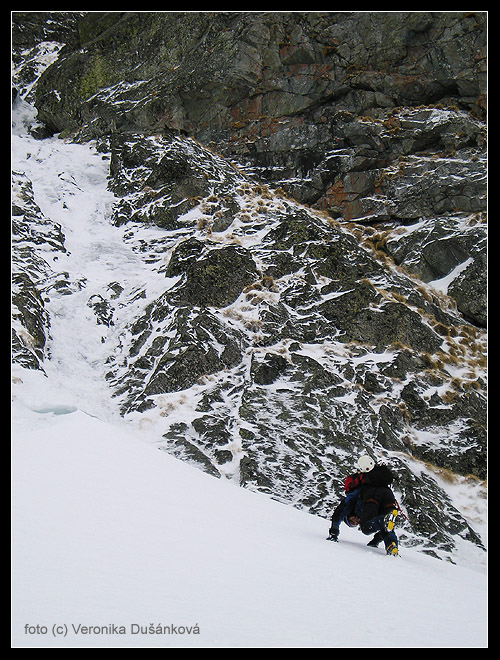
[
  {"x1": 327, "y1": 454, "x2": 400, "y2": 556},
  {"x1": 326, "y1": 485, "x2": 363, "y2": 541},
  {"x1": 326, "y1": 453, "x2": 369, "y2": 542}
]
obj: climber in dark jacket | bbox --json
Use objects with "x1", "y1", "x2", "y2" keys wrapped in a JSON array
[
  {"x1": 327, "y1": 454, "x2": 400, "y2": 555},
  {"x1": 327, "y1": 487, "x2": 363, "y2": 541}
]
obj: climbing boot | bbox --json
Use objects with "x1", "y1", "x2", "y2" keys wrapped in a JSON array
[
  {"x1": 386, "y1": 541, "x2": 399, "y2": 556},
  {"x1": 384, "y1": 508, "x2": 399, "y2": 533},
  {"x1": 367, "y1": 531, "x2": 384, "y2": 547}
]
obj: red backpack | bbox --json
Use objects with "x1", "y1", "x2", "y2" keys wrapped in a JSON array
[{"x1": 344, "y1": 472, "x2": 364, "y2": 493}]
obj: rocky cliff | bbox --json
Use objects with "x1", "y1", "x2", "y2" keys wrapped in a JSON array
[{"x1": 12, "y1": 11, "x2": 487, "y2": 562}]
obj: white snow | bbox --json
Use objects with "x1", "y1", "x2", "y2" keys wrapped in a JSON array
[
  {"x1": 11, "y1": 99, "x2": 487, "y2": 648},
  {"x1": 11, "y1": 382, "x2": 488, "y2": 648},
  {"x1": 430, "y1": 258, "x2": 474, "y2": 294}
]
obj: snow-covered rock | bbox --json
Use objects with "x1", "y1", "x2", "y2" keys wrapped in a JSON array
[{"x1": 12, "y1": 12, "x2": 487, "y2": 580}]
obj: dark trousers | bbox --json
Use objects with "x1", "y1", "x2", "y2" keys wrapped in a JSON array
[
  {"x1": 359, "y1": 485, "x2": 398, "y2": 548},
  {"x1": 360, "y1": 514, "x2": 397, "y2": 547}
]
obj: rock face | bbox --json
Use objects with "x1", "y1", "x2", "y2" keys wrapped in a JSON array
[
  {"x1": 12, "y1": 12, "x2": 487, "y2": 562},
  {"x1": 12, "y1": 170, "x2": 67, "y2": 371},
  {"x1": 28, "y1": 11, "x2": 487, "y2": 326}
]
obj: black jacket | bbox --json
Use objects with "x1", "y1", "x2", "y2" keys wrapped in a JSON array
[
  {"x1": 358, "y1": 464, "x2": 396, "y2": 526},
  {"x1": 362, "y1": 464, "x2": 393, "y2": 488}
]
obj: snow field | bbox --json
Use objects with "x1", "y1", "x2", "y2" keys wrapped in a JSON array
[{"x1": 12, "y1": 389, "x2": 487, "y2": 648}]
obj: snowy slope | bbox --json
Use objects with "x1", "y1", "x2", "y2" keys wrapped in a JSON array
[
  {"x1": 12, "y1": 381, "x2": 487, "y2": 648},
  {"x1": 12, "y1": 98, "x2": 487, "y2": 648}
]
